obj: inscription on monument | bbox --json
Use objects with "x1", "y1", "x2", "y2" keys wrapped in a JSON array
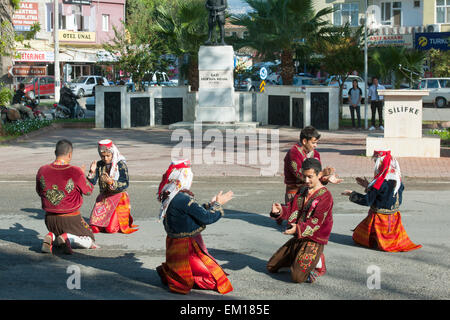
[
  {"x1": 199, "y1": 70, "x2": 233, "y2": 88},
  {"x1": 387, "y1": 105, "x2": 420, "y2": 116}
]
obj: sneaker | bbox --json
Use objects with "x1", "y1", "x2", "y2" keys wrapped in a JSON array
[
  {"x1": 41, "y1": 232, "x2": 54, "y2": 254},
  {"x1": 56, "y1": 233, "x2": 73, "y2": 255},
  {"x1": 379, "y1": 125, "x2": 384, "y2": 130},
  {"x1": 369, "y1": 126, "x2": 375, "y2": 131},
  {"x1": 306, "y1": 270, "x2": 318, "y2": 283}
]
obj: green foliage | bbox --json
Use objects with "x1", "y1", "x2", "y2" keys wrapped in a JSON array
[
  {"x1": 2, "y1": 118, "x2": 52, "y2": 136},
  {"x1": 428, "y1": 49, "x2": 450, "y2": 78},
  {"x1": 428, "y1": 128, "x2": 450, "y2": 141},
  {"x1": 0, "y1": 19, "x2": 40, "y2": 57},
  {"x1": 0, "y1": 86, "x2": 13, "y2": 106},
  {"x1": 370, "y1": 47, "x2": 425, "y2": 88},
  {"x1": 229, "y1": 0, "x2": 333, "y2": 85}
]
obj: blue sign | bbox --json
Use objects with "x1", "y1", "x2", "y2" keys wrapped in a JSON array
[
  {"x1": 259, "y1": 67, "x2": 268, "y2": 80},
  {"x1": 415, "y1": 32, "x2": 450, "y2": 51}
]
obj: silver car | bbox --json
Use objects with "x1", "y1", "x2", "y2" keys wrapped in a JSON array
[
  {"x1": 419, "y1": 78, "x2": 450, "y2": 108},
  {"x1": 70, "y1": 75, "x2": 109, "y2": 97}
]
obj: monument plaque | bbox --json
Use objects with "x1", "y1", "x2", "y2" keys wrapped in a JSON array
[{"x1": 366, "y1": 90, "x2": 440, "y2": 158}]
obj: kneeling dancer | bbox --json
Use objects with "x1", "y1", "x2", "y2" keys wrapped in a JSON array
[
  {"x1": 87, "y1": 139, "x2": 138, "y2": 234},
  {"x1": 267, "y1": 158, "x2": 333, "y2": 283},
  {"x1": 36, "y1": 139, "x2": 99, "y2": 254},
  {"x1": 156, "y1": 160, "x2": 233, "y2": 294},
  {"x1": 342, "y1": 150, "x2": 421, "y2": 252}
]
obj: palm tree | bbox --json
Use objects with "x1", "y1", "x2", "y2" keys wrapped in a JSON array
[
  {"x1": 229, "y1": 0, "x2": 333, "y2": 85},
  {"x1": 152, "y1": 0, "x2": 209, "y2": 91}
]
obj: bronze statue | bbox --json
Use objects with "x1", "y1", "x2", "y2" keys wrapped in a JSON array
[{"x1": 205, "y1": 0, "x2": 227, "y2": 46}]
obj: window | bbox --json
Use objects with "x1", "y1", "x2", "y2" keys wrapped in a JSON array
[
  {"x1": 414, "y1": 1, "x2": 420, "y2": 7},
  {"x1": 381, "y1": 2, "x2": 402, "y2": 26},
  {"x1": 427, "y1": 80, "x2": 440, "y2": 89},
  {"x1": 439, "y1": 79, "x2": 450, "y2": 88},
  {"x1": 436, "y1": 0, "x2": 450, "y2": 23},
  {"x1": 86, "y1": 77, "x2": 95, "y2": 85},
  {"x1": 102, "y1": 14, "x2": 109, "y2": 32},
  {"x1": 333, "y1": 3, "x2": 359, "y2": 26}
]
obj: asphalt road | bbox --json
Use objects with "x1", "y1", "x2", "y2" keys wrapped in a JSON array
[{"x1": 0, "y1": 176, "x2": 449, "y2": 300}]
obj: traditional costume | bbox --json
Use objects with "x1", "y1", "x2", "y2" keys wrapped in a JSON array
[
  {"x1": 267, "y1": 185, "x2": 333, "y2": 283},
  {"x1": 87, "y1": 139, "x2": 138, "y2": 234},
  {"x1": 350, "y1": 150, "x2": 422, "y2": 252},
  {"x1": 156, "y1": 160, "x2": 233, "y2": 295},
  {"x1": 36, "y1": 160, "x2": 97, "y2": 254},
  {"x1": 284, "y1": 143, "x2": 321, "y2": 202}
]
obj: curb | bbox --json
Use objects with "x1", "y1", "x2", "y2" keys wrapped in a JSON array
[{"x1": 0, "y1": 122, "x2": 95, "y2": 145}]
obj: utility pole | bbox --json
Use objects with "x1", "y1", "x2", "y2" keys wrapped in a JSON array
[
  {"x1": 54, "y1": 0, "x2": 60, "y2": 101},
  {"x1": 364, "y1": 0, "x2": 369, "y2": 130}
]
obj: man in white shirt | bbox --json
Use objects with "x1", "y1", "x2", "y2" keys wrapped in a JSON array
[{"x1": 368, "y1": 77, "x2": 385, "y2": 131}]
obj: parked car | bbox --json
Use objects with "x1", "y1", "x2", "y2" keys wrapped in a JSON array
[
  {"x1": 418, "y1": 78, "x2": 450, "y2": 108},
  {"x1": 22, "y1": 76, "x2": 56, "y2": 99},
  {"x1": 235, "y1": 75, "x2": 252, "y2": 91},
  {"x1": 326, "y1": 75, "x2": 366, "y2": 103},
  {"x1": 69, "y1": 75, "x2": 109, "y2": 97}
]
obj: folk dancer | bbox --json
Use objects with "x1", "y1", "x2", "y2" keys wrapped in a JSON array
[
  {"x1": 87, "y1": 139, "x2": 138, "y2": 234},
  {"x1": 156, "y1": 159, "x2": 234, "y2": 294},
  {"x1": 342, "y1": 150, "x2": 422, "y2": 252},
  {"x1": 36, "y1": 139, "x2": 99, "y2": 254},
  {"x1": 268, "y1": 158, "x2": 333, "y2": 283}
]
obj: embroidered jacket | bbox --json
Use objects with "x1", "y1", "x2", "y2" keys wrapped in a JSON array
[
  {"x1": 350, "y1": 180, "x2": 404, "y2": 214},
  {"x1": 273, "y1": 186, "x2": 333, "y2": 245},
  {"x1": 88, "y1": 160, "x2": 129, "y2": 194},
  {"x1": 36, "y1": 163, "x2": 94, "y2": 213},
  {"x1": 163, "y1": 192, "x2": 224, "y2": 239},
  {"x1": 283, "y1": 143, "x2": 321, "y2": 186}
]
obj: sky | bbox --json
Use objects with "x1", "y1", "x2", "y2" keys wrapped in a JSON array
[{"x1": 228, "y1": 0, "x2": 252, "y2": 14}]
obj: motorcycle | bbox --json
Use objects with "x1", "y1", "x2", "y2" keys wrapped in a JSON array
[
  {"x1": 0, "y1": 98, "x2": 45, "y2": 124},
  {"x1": 52, "y1": 99, "x2": 85, "y2": 119},
  {"x1": 23, "y1": 98, "x2": 45, "y2": 120}
]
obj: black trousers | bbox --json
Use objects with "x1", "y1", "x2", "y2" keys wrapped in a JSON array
[
  {"x1": 370, "y1": 101, "x2": 384, "y2": 127},
  {"x1": 349, "y1": 105, "x2": 361, "y2": 128}
]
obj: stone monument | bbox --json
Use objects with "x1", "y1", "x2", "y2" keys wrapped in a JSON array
[
  {"x1": 196, "y1": 0, "x2": 235, "y2": 122},
  {"x1": 366, "y1": 90, "x2": 440, "y2": 158}
]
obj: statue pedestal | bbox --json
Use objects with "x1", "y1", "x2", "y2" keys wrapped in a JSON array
[
  {"x1": 366, "y1": 90, "x2": 440, "y2": 158},
  {"x1": 197, "y1": 45, "x2": 235, "y2": 122}
]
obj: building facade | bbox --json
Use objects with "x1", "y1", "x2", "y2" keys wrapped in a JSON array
[{"x1": 11, "y1": 0, "x2": 125, "y2": 85}]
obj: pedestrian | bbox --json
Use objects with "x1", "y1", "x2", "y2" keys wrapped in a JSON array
[
  {"x1": 87, "y1": 139, "x2": 138, "y2": 234},
  {"x1": 283, "y1": 126, "x2": 341, "y2": 204},
  {"x1": 348, "y1": 79, "x2": 362, "y2": 130},
  {"x1": 342, "y1": 150, "x2": 422, "y2": 252},
  {"x1": 156, "y1": 159, "x2": 234, "y2": 295},
  {"x1": 368, "y1": 77, "x2": 385, "y2": 131},
  {"x1": 267, "y1": 158, "x2": 333, "y2": 284},
  {"x1": 36, "y1": 139, "x2": 99, "y2": 254}
]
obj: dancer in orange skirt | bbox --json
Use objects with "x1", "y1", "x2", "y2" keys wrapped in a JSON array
[
  {"x1": 87, "y1": 139, "x2": 138, "y2": 234},
  {"x1": 156, "y1": 159, "x2": 233, "y2": 295},
  {"x1": 342, "y1": 150, "x2": 421, "y2": 252}
]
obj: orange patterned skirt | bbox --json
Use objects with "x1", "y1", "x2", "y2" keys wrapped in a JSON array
[
  {"x1": 352, "y1": 210, "x2": 422, "y2": 252},
  {"x1": 157, "y1": 235, "x2": 233, "y2": 295},
  {"x1": 90, "y1": 192, "x2": 138, "y2": 234}
]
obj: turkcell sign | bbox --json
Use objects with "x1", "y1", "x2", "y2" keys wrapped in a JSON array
[{"x1": 415, "y1": 32, "x2": 450, "y2": 51}]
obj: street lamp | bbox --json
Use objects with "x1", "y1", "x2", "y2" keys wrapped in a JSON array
[
  {"x1": 364, "y1": 0, "x2": 368, "y2": 130},
  {"x1": 54, "y1": 0, "x2": 60, "y2": 101}
]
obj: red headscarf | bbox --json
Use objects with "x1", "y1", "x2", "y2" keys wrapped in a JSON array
[
  {"x1": 157, "y1": 159, "x2": 191, "y2": 202},
  {"x1": 369, "y1": 150, "x2": 393, "y2": 190}
]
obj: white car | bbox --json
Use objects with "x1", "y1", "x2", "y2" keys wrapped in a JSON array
[
  {"x1": 326, "y1": 75, "x2": 366, "y2": 102},
  {"x1": 419, "y1": 78, "x2": 450, "y2": 108},
  {"x1": 69, "y1": 75, "x2": 109, "y2": 97}
]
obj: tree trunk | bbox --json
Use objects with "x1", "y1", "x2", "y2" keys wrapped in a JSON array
[
  {"x1": 281, "y1": 48, "x2": 294, "y2": 86},
  {"x1": 188, "y1": 55, "x2": 199, "y2": 92}
]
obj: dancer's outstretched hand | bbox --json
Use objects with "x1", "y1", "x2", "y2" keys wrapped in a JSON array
[
  {"x1": 327, "y1": 174, "x2": 343, "y2": 184},
  {"x1": 215, "y1": 190, "x2": 234, "y2": 205},
  {"x1": 341, "y1": 190, "x2": 353, "y2": 196},
  {"x1": 356, "y1": 177, "x2": 369, "y2": 188},
  {"x1": 89, "y1": 160, "x2": 97, "y2": 173},
  {"x1": 283, "y1": 224, "x2": 297, "y2": 235}
]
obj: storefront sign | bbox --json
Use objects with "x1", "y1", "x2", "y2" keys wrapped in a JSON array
[
  {"x1": 368, "y1": 34, "x2": 413, "y2": 48},
  {"x1": 9, "y1": 66, "x2": 47, "y2": 76},
  {"x1": 14, "y1": 50, "x2": 55, "y2": 62},
  {"x1": 12, "y1": 2, "x2": 39, "y2": 31},
  {"x1": 59, "y1": 31, "x2": 96, "y2": 43},
  {"x1": 63, "y1": 0, "x2": 92, "y2": 4},
  {"x1": 415, "y1": 32, "x2": 450, "y2": 51}
]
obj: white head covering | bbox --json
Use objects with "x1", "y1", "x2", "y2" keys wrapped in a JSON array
[
  {"x1": 98, "y1": 139, "x2": 126, "y2": 181},
  {"x1": 158, "y1": 159, "x2": 193, "y2": 221},
  {"x1": 367, "y1": 150, "x2": 402, "y2": 195}
]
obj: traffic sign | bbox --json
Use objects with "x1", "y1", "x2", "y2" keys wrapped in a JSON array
[{"x1": 259, "y1": 67, "x2": 268, "y2": 80}]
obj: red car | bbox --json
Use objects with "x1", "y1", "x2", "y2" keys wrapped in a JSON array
[{"x1": 22, "y1": 76, "x2": 56, "y2": 99}]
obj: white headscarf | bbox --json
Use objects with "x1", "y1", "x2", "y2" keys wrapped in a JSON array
[
  {"x1": 368, "y1": 150, "x2": 402, "y2": 195},
  {"x1": 158, "y1": 159, "x2": 193, "y2": 221},
  {"x1": 98, "y1": 139, "x2": 126, "y2": 181}
]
